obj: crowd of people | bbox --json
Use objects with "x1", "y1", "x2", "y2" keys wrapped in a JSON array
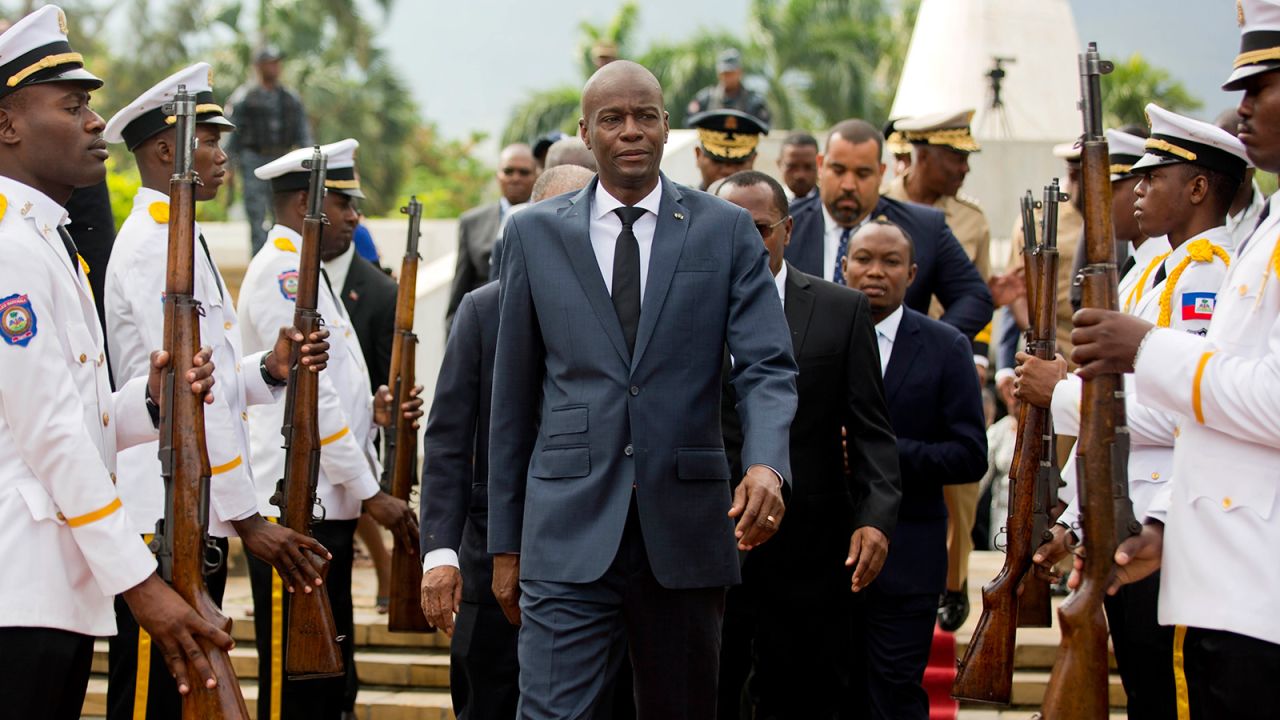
[{"x1": 2, "y1": 2, "x2": 1280, "y2": 720}]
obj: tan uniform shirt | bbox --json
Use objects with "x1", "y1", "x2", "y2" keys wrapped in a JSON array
[{"x1": 1005, "y1": 202, "x2": 1084, "y2": 360}]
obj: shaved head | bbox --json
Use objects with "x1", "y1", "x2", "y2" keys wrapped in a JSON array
[
  {"x1": 581, "y1": 60, "x2": 663, "y2": 119},
  {"x1": 578, "y1": 60, "x2": 668, "y2": 203},
  {"x1": 531, "y1": 164, "x2": 595, "y2": 202}
]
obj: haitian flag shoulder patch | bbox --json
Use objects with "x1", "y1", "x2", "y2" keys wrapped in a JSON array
[
  {"x1": 0, "y1": 293, "x2": 37, "y2": 346},
  {"x1": 277, "y1": 269, "x2": 299, "y2": 301},
  {"x1": 1181, "y1": 291, "x2": 1216, "y2": 321}
]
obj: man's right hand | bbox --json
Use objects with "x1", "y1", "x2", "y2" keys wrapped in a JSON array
[
  {"x1": 121, "y1": 573, "x2": 235, "y2": 695},
  {"x1": 1032, "y1": 523, "x2": 1076, "y2": 581},
  {"x1": 263, "y1": 327, "x2": 331, "y2": 381},
  {"x1": 421, "y1": 565, "x2": 462, "y2": 636},
  {"x1": 1014, "y1": 351, "x2": 1068, "y2": 409},
  {"x1": 232, "y1": 513, "x2": 331, "y2": 594},
  {"x1": 988, "y1": 267, "x2": 1025, "y2": 308},
  {"x1": 363, "y1": 491, "x2": 418, "y2": 553},
  {"x1": 492, "y1": 554, "x2": 521, "y2": 626}
]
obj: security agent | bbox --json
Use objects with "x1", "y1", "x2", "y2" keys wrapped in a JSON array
[
  {"x1": 0, "y1": 6, "x2": 229, "y2": 718},
  {"x1": 101, "y1": 62, "x2": 334, "y2": 720},
  {"x1": 688, "y1": 108, "x2": 769, "y2": 191},
  {"x1": 239, "y1": 139, "x2": 421, "y2": 720},
  {"x1": 684, "y1": 48, "x2": 771, "y2": 128}
]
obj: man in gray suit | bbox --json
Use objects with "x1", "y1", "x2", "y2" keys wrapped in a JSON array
[
  {"x1": 445, "y1": 143, "x2": 539, "y2": 329},
  {"x1": 488, "y1": 60, "x2": 798, "y2": 719}
]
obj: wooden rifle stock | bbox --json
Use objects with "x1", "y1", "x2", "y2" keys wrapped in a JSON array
[
  {"x1": 271, "y1": 148, "x2": 345, "y2": 679},
  {"x1": 1039, "y1": 43, "x2": 1141, "y2": 719},
  {"x1": 952, "y1": 190, "x2": 1049, "y2": 704},
  {"x1": 1019, "y1": 180, "x2": 1067, "y2": 630},
  {"x1": 385, "y1": 197, "x2": 432, "y2": 633},
  {"x1": 154, "y1": 86, "x2": 250, "y2": 719}
]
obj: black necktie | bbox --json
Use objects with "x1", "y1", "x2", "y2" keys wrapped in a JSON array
[
  {"x1": 1153, "y1": 262, "x2": 1167, "y2": 287},
  {"x1": 1118, "y1": 254, "x2": 1136, "y2": 281},
  {"x1": 612, "y1": 206, "x2": 646, "y2": 355},
  {"x1": 57, "y1": 225, "x2": 80, "y2": 274},
  {"x1": 197, "y1": 233, "x2": 225, "y2": 302}
]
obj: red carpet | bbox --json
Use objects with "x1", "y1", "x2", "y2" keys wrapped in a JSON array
[{"x1": 924, "y1": 623, "x2": 959, "y2": 720}]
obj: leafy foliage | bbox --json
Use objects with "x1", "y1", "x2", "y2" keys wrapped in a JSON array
[{"x1": 1102, "y1": 53, "x2": 1203, "y2": 130}]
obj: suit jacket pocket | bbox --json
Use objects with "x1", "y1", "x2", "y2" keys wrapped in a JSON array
[
  {"x1": 675, "y1": 257, "x2": 717, "y2": 273},
  {"x1": 546, "y1": 405, "x2": 588, "y2": 437},
  {"x1": 676, "y1": 448, "x2": 731, "y2": 481},
  {"x1": 529, "y1": 445, "x2": 591, "y2": 479}
]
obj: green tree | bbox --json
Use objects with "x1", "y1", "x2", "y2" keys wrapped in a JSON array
[{"x1": 1102, "y1": 53, "x2": 1203, "y2": 130}]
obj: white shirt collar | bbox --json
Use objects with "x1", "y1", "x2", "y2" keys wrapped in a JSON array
[
  {"x1": 322, "y1": 241, "x2": 356, "y2": 295},
  {"x1": 875, "y1": 304, "x2": 905, "y2": 342},
  {"x1": 774, "y1": 261, "x2": 788, "y2": 303},
  {"x1": 593, "y1": 178, "x2": 664, "y2": 221},
  {"x1": 0, "y1": 174, "x2": 69, "y2": 237}
]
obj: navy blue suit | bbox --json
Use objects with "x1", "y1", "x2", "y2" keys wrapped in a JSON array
[
  {"x1": 785, "y1": 193, "x2": 993, "y2": 339},
  {"x1": 489, "y1": 175, "x2": 798, "y2": 719},
  {"x1": 851, "y1": 307, "x2": 987, "y2": 720}
]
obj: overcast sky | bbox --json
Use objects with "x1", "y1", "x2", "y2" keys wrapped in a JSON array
[{"x1": 378, "y1": 0, "x2": 1240, "y2": 142}]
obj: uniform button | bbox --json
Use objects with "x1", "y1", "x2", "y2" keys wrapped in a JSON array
[
  {"x1": 235, "y1": 362, "x2": 241, "y2": 373},
  {"x1": 101, "y1": 412, "x2": 109, "y2": 427},
  {"x1": 1240, "y1": 284, "x2": 1249, "y2": 297},
  {"x1": 98, "y1": 353, "x2": 104, "y2": 366},
  {"x1": 224, "y1": 321, "x2": 232, "y2": 330},
  {"x1": 629, "y1": 386, "x2": 639, "y2": 396},
  {"x1": 1223, "y1": 497, "x2": 1233, "y2": 509},
  {"x1": 1151, "y1": 472, "x2": 1160, "y2": 480},
  {"x1": 110, "y1": 473, "x2": 117, "y2": 484},
  {"x1": 56, "y1": 512, "x2": 66, "y2": 522},
  {"x1": 79, "y1": 353, "x2": 87, "y2": 363},
  {"x1": 241, "y1": 411, "x2": 248, "y2": 421},
  {"x1": 624, "y1": 444, "x2": 634, "y2": 457},
  {"x1": 1173, "y1": 425, "x2": 1181, "y2": 438}
]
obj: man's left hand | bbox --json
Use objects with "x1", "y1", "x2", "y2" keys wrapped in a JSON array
[
  {"x1": 845, "y1": 526, "x2": 888, "y2": 592},
  {"x1": 232, "y1": 514, "x2": 332, "y2": 594},
  {"x1": 263, "y1": 326, "x2": 331, "y2": 381},
  {"x1": 148, "y1": 347, "x2": 216, "y2": 406},
  {"x1": 728, "y1": 465, "x2": 785, "y2": 550},
  {"x1": 373, "y1": 384, "x2": 425, "y2": 428},
  {"x1": 1014, "y1": 351, "x2": 1068, "y2": 409},
  {"x1": 1070, "y1": 309, "x2": 1154, "y2": 380}
]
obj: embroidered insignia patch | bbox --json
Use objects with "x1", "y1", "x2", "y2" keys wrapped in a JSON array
[
  {"x1": 1182, "y1": 291, "x2": 1216, "y2": 321},
  {"x1": 277, "y1": 269, "x2": 299, "y2": 301},
  {"x1": 0, "y1": 293, "x2": 37, "y2": 346}
]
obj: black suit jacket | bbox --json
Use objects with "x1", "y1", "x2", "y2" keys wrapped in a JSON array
[
  {"x1": 785, "y1": 193, "x2": 993, "y2": 339},
  {"x1": 445, "y1": 202, "x2": 501, "y2": 329},
  {"x1": 66, "y1": 180, "x2": 116, "y2": 337},
  {"x1": 874, "y1": 308, "x2": 987, "y2": 596},
  {"x1": 339, "y1": 254, "x2": 398, "y2": 390},
  {"x1": 420, "y1": 281, "x2": 499, "y2": 604},
  {"x1": 722, "y1": 265, "x2": 901, "y2": 585}
]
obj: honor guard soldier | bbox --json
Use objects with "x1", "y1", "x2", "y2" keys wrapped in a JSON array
[
  {"x1": 0, "y1": 7, "x2": 231, "y2": 718},
  {"x1": 240, "y1": 139, "x2": 419, "y2": 720},
  {"x1": 684, "y1": 48, "x2": 770, "y2": 127},
  {"x1": 687, "y1": 108, "x2": 768, "y2": 191},
  {"x1": 101, "y1": 62, "x2": 333, "y2": 720},
  {"x1": 1028, "y1": 103, "x2": 1249, "y2": 718},
  {"x1": 882, "y1": 109, "x2": 990, "y2": 630},
  {"x1": 1068, "y1": 2, "x2": 1280, "y2": 712}
]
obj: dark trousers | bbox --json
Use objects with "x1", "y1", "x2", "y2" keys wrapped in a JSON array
[
  {"x1": 847, "y1": 586, "x2": 938, "y2": 720},
  {"x1": 248, "y1": 519, "x2": 357, "y2": 720},
  {"x1": 1103, "y1": 570, "x2": 1175, "y2": 719},
  {"x1": 108, "y1": 536, "x2": 230, "y2": 720},
  {"x1": 517, "y1": 499, "x2": 725, "y2": 720},
  {"x1": 451, "y1": 601, "x2": 520, "y2": 720},
  {"x1": 0, "y1": 626, "x2": 94, "y2": 720},
  {"x1": 1181, "y1": 626, "x2": 1280, "y2": 719}
]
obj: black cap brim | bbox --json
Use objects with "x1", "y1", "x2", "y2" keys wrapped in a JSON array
[{"x1": 24, "y1": 66, "x2": 102, "y2": 91}]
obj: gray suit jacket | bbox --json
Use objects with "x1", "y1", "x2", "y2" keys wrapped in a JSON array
[
  {"x1": 488, "y1": 175, "x2": 798, "y2": 589},
  {"x1": 446, "y1": 201, "x2": 501, "y2": 328}
]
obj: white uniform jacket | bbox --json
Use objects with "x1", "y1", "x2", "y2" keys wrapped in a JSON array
[
  {"x1": 0, "y1": 176, "x2": 156, "y2": 636},
  {"x1": 238, "y1": 225, "x2": 380, "y2": 520},
  {"x1": 105, "y1": 187, "x2": 280, "y2": 537},
  {"x1": 1135, "y1": 197, "x2": 1280, "y2": 646},
  {"x1": 1053, "y1": 228, "x2": 1228, "y2": 533}
]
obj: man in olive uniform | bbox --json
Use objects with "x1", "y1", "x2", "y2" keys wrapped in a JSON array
[
  {"x1": 688, "y1": 108, "x2": 768, "y2": 191},
  {"x1": 225, "y1": 45, "x2": 312, "y2": 256},
  {"x1": 882, "y1": 110, "x2": 991, "y2": 630},
  {"x1": 684, "y1": 49, "x2": 770, "y2": 127}
]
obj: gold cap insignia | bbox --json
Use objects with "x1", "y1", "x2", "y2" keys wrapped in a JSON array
[
  {"x1": 57, "y1": 9, "x2": 68, "y2": 35},
  {"x1": 208, "y1": 66, "x2": 214, "y2": 86},
  {"x1": 724, "y1": 115, "x2": 738, "y2": 130},
  {"x1": 1239, "y1": 0, "x2": 1246, "y2": 27}
]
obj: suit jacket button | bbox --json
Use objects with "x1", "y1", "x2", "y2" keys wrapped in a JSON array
[
  {"x1": 624, "y1": 444, "x2": 634, "y2": 457},
  {"x1": 629, "y1": 386, "x2": 639, "y2": 396}
]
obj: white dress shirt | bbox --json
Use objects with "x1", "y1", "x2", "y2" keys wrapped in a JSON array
[
  {"x1": 589, "y1": 179, "x2": 664, "y2": 299},
  {"x1": 874, "y1": 305, "x2": 905, "y2": 376},
  {"x1": 322, "y1": 241, "x2": 356, "y2": 300},
  {"x1": 822, "y1": 203, "x2": 870, "y2": 285},
  {"x1": 773, "y1": 261, "x2": 788, "y2": 303}
]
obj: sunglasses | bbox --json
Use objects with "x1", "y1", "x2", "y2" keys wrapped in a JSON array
[
  {"x1": 502, "y1": 167, "x2": 534, "y2": 177},
  {"x1": 755, "y1": 216, "x2": 788, "y2": 237}
]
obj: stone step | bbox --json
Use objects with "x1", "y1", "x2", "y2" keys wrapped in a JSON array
[{"x1": 81, "y1": 677, "x2": 457, "y2": 720}]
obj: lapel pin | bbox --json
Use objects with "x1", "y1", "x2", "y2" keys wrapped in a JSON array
[{"x1": 673, "y1": 212, "x2": 685, "y2": 221}]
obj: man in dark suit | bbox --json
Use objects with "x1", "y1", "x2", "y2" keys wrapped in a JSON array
[
  {"x1": 336, "y1": 245, "x2": 397, "y2": 391},
  {"x1": 841, "y1": 220, "x2": 987, "y2": 719},
  {"x1": 488, "y1": 61, "x2": 798, "y2": 719},
  {"x1": 715, "y1": 171, "x2": 901, "y2": 720},
  {"x1": 787, "y1": 119, "x2": 992, "y2": 339},
  {"x1": 419, "y1": 164, "x2": 598, "y2": 720},
  {"x1": 445, "y1": 143, "x2": 539, "y2": 328}
]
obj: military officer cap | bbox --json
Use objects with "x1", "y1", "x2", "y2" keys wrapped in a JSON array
[
  {"x1": 894, "y1": 109, "x2": 981, "y2": 153},
  {"x1": 255, "y1": 138, "x2": 365, "y2": 199},
  {"x1": 1105, "y1": 129, "x2": 1148, "y2": 181},
  {"x1": 1225, "y1": 0, "x2": 1280, "y2": 90},
  {"x1": 1052, "y1": 140, "x2": 1082, "y2": 162},
  {"x1": 717, "y1": 48, "x2": 743, "y2": 73},
  {"x1": 1132, "y1": 103, "x2": 1250, "y2": 182},
  {"x1": 883, "y1": 119, "x2": 912, "y2": 157},
  {"x1": 103, "y1": 62, "x2": 235, "y2": 151},
  {"x1": 688, "y1": 108, "x2": 769, "y2": 162},
  {"x1": 0, "y1": 5, "x2": 101, "y2": 101}
]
